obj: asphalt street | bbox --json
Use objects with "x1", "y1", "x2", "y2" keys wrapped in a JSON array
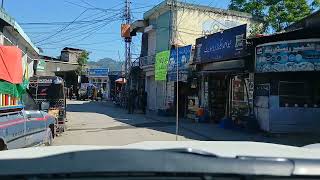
[{"x1": 53, "y1": 100, "x2": 206, "y2": 146}]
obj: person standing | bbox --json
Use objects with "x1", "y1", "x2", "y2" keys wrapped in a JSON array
[
  {"x1": 69, "y1": 85, "x2": 73, "y2": 100},
  {"x1": 127, "y1": 89, "x2": 137, "y2": 114},
  {"x1": 75, "y1": 86, "x2": 79, "y2": 100},
  {"x1": 93, "y1": 87, "x2": 98, "y2": 101},
  {"x1": 142, "y1": 91, "x2": 147, "y2": 114},
  {"x1": 99, "y1": 88, "x2": 104, "y2": 101}
]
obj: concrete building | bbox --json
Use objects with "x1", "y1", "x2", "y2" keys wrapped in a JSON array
[
  {"x1": 131, "y1": 0, "x2": 263, "y2": 113},
  {"x1": 36, "y1": 55, "x2": 80, "y2": 87},
  {"x1": 0, "y1": 8, "x2": 39, "y2": 79},
  {"x1": 60, "y1": 47, "x2": 84, "y2": 63}
]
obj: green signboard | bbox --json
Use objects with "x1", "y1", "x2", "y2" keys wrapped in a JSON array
[
  {"x1": 155, "y1": 50, "x2": 170, "y2": 81},
  {"x1": 37, "y1": 60, "x2": 46, "y2": 71}
]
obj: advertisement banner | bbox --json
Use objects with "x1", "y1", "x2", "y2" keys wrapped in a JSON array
[
  {"x1": 256, "y1": 39, "x2": 320, "y2": 72},
  {"x1": 168, "y1": 45, "x2": 192, "y2": 82},
  {"x1": 155, "y1": 50, "x2": 170, "y2": 81},
  {"x1": 88, "y1": 68, "x2": 109, "y2": 77},
  {"x1": 194, "y1": 24, "x2": 246, "y2": 63},
  {"x1": 37, "y1": 60, "x2": 46, "y2": 72}
]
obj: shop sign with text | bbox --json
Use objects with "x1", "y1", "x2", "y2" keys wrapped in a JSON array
[
  {"x1": 168, "y1": 45, "x2": 192, "y2": 82},
  {"x1": 88, "y1": 68, "x2": 109, "y2": 77},
  {"x1": 194, "y1": 24, "x2": 246, "y2": 63},
  {"x1": 256, "y1": 39, "x2": 320, "y2": 72}
]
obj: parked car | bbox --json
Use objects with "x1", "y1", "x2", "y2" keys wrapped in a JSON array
[{"x1": 0, "y1": 109, "x2": 55, "y2": 151}]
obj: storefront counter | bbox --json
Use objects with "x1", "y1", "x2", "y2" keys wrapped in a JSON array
[{"x1": 255, "y1": 95, "x2": 320, "y2": 133}]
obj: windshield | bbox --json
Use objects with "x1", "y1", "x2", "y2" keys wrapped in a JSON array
[{"x1": 0, "y1": 0, "x2": 320, "y2": 177}]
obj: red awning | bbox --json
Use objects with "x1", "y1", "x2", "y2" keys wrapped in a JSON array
[
  {"x1": 0, "y1": 46, "x2": 22, "y2": 84},
  {"x1": 115, "y1": 78, "x2": 127, "y2": 84}
]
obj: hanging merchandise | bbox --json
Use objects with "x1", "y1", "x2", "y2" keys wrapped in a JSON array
[{"x1": 0, "y1": 46, "x2": 23, "y2": 84}]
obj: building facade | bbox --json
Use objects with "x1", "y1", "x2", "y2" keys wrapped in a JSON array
[
  {"x1": 131, "y1": 0, "x2": 262, "y2": 114},
  {"x1": 251, "y1": 12, "x2": 320, "y2": 133},
  {"x1": 60, "y1": 47, "x2": 84, "y2": 63},
  {"x1": 88, "y1": 68, "x2": 109, "y2": 93}
]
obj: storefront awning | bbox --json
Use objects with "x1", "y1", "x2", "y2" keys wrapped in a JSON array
[
  {"x1": 199, "y1": 69, "x2": 244, "y2": 75},
  {"x1": 115, "y1": 78, "x2": 127, "y2": 84},
  {"x1": 201, "y1": 59, "x2": 245, "y2": 72}
]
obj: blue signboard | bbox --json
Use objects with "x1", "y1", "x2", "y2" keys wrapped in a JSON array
[
  {"x1": 88, "y1": 68, "x2": 109, "y2": 77},
  {"x1": 256, "y1": 39, "x2": 320, "y2": 72},
  {"x1": 168, "y1": 45, "x2": 192, "y2": 82},
  {"x1": 194, "y1": 24, "x2": 247, "y2": 63}
]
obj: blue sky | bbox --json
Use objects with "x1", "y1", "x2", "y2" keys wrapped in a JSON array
[{"x1": 5, "y1": 0, "x2": 229, "y2": 61}]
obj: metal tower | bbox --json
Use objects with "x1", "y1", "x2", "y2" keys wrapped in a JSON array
[{"x1": 124, "y1": 0, "x2": 131, "y2": 80}]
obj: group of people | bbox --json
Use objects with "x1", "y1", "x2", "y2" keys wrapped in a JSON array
[
  {"x1": 68, "y1": 85, "x2": 104, "y2": 101},
  {"x1": 127, "y1": 89, "x2": 147, "y2": 114},
  {"x1": 90, "y1": 87, "x2": 104, "y2": 101}
]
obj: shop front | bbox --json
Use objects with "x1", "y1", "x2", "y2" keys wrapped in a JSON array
[
  {"x1": 254, "y1": 39, "x2": 320, "y2": 133},
  {"x1": 194, "y1": 24, "x2": 253, "y2": 124},
  {"x1": 88, "y1": 68, "x2": 109, "y2": 91}
]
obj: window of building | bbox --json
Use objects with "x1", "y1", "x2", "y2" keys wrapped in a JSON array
[{"x1": 279, "y1": 81, "x2": 320, "y2": 108}]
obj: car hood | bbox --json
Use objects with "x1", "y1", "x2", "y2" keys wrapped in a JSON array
[{"x1": 1, "y1": 141, "x2": 320, "y2": 160}]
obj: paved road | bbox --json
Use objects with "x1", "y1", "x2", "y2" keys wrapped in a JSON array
[{"x1": 53, "y1": 100, "x2": 206, "y2": 146}]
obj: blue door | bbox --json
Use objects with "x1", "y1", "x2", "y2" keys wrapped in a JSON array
[
  {"x1": 25, "y1": 111, "x2": 47, "y2": 147},
  {"x1": 0, "y1": 111, "x2": 26, "y2": 149}
]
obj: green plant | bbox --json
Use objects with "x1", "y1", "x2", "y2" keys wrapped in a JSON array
[{"x1": 76, "y1": 51, "x2": 89, "y2": 75}]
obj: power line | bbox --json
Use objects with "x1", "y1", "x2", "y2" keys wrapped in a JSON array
[
  {"x1": 29, "y1": 5, "x2": 123, "y2": 42},
  {"x1": 34, "y1": 11, "x2": 123, "y2": 45},
  {"x1": 42, "y1": 39, "x2": 122, "y2": 48},
  {"x1": 35, "y1": 9, "x2": 88, "y2": 44},
  {"x1": 20, "y1": 19, "x2": 115, "y2": 26},
  {"x1": 24, "y1": 11, "x2": 113, "y2": 41},
  {"x1": 65, "y1": 0, "x2": 124, "y2": 13},
  {"x1": 37, "y1": 17, "x2": 121, "y2": 46}
]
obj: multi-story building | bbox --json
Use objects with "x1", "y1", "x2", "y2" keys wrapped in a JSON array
[{"x1": 131, "y1": 0, "x2": 263, "y2": 113}]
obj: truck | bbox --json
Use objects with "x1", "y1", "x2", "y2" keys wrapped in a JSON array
[{"x1": 29, "y1": 76, "x2": 67, "y2": 134}]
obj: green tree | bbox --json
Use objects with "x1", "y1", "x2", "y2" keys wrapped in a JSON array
[
  {"x1": 311, "y1": 0, "x2": 320, "y2": 10},
  {"x1": 229, "y1": 0, "x2": 265, "y2": 17},
  {"x1": 76, "y1": 51, "x2": 89, "y2": 75},
  {"x1": 228, "y1": 0, "x2": 312, "y2": 32}
]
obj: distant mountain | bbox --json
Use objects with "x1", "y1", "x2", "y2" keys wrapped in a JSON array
[{"x1": 88, "y1": 58, "x2": 123, "y2": 71}]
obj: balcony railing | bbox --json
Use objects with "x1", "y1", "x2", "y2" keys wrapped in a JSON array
[{"x1": 138, "y1": 55, "x2": 155, "y2": 67}]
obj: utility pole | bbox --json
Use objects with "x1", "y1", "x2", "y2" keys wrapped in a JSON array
[
  {"x1": 124, "y1": 0, "x2": 131, "y2": 85},
  {"x1": 170, "y1": 0, "x2": 179, "y2": 141},
  {"x1": 1, "y1": 0, "x2": 4, "y2": 9}
]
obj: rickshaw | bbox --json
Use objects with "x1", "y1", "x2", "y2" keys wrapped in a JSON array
[{"x1": 29, "y1": 76, "x2": 67, "y2": 134}]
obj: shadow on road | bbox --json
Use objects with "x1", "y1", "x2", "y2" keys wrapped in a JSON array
[
  {"x1": 65, "y1": 100, "x2": 320, "y2": 146},
  {"x1": 66, "y1": 101, "x2": 208, "y2": 141}
]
